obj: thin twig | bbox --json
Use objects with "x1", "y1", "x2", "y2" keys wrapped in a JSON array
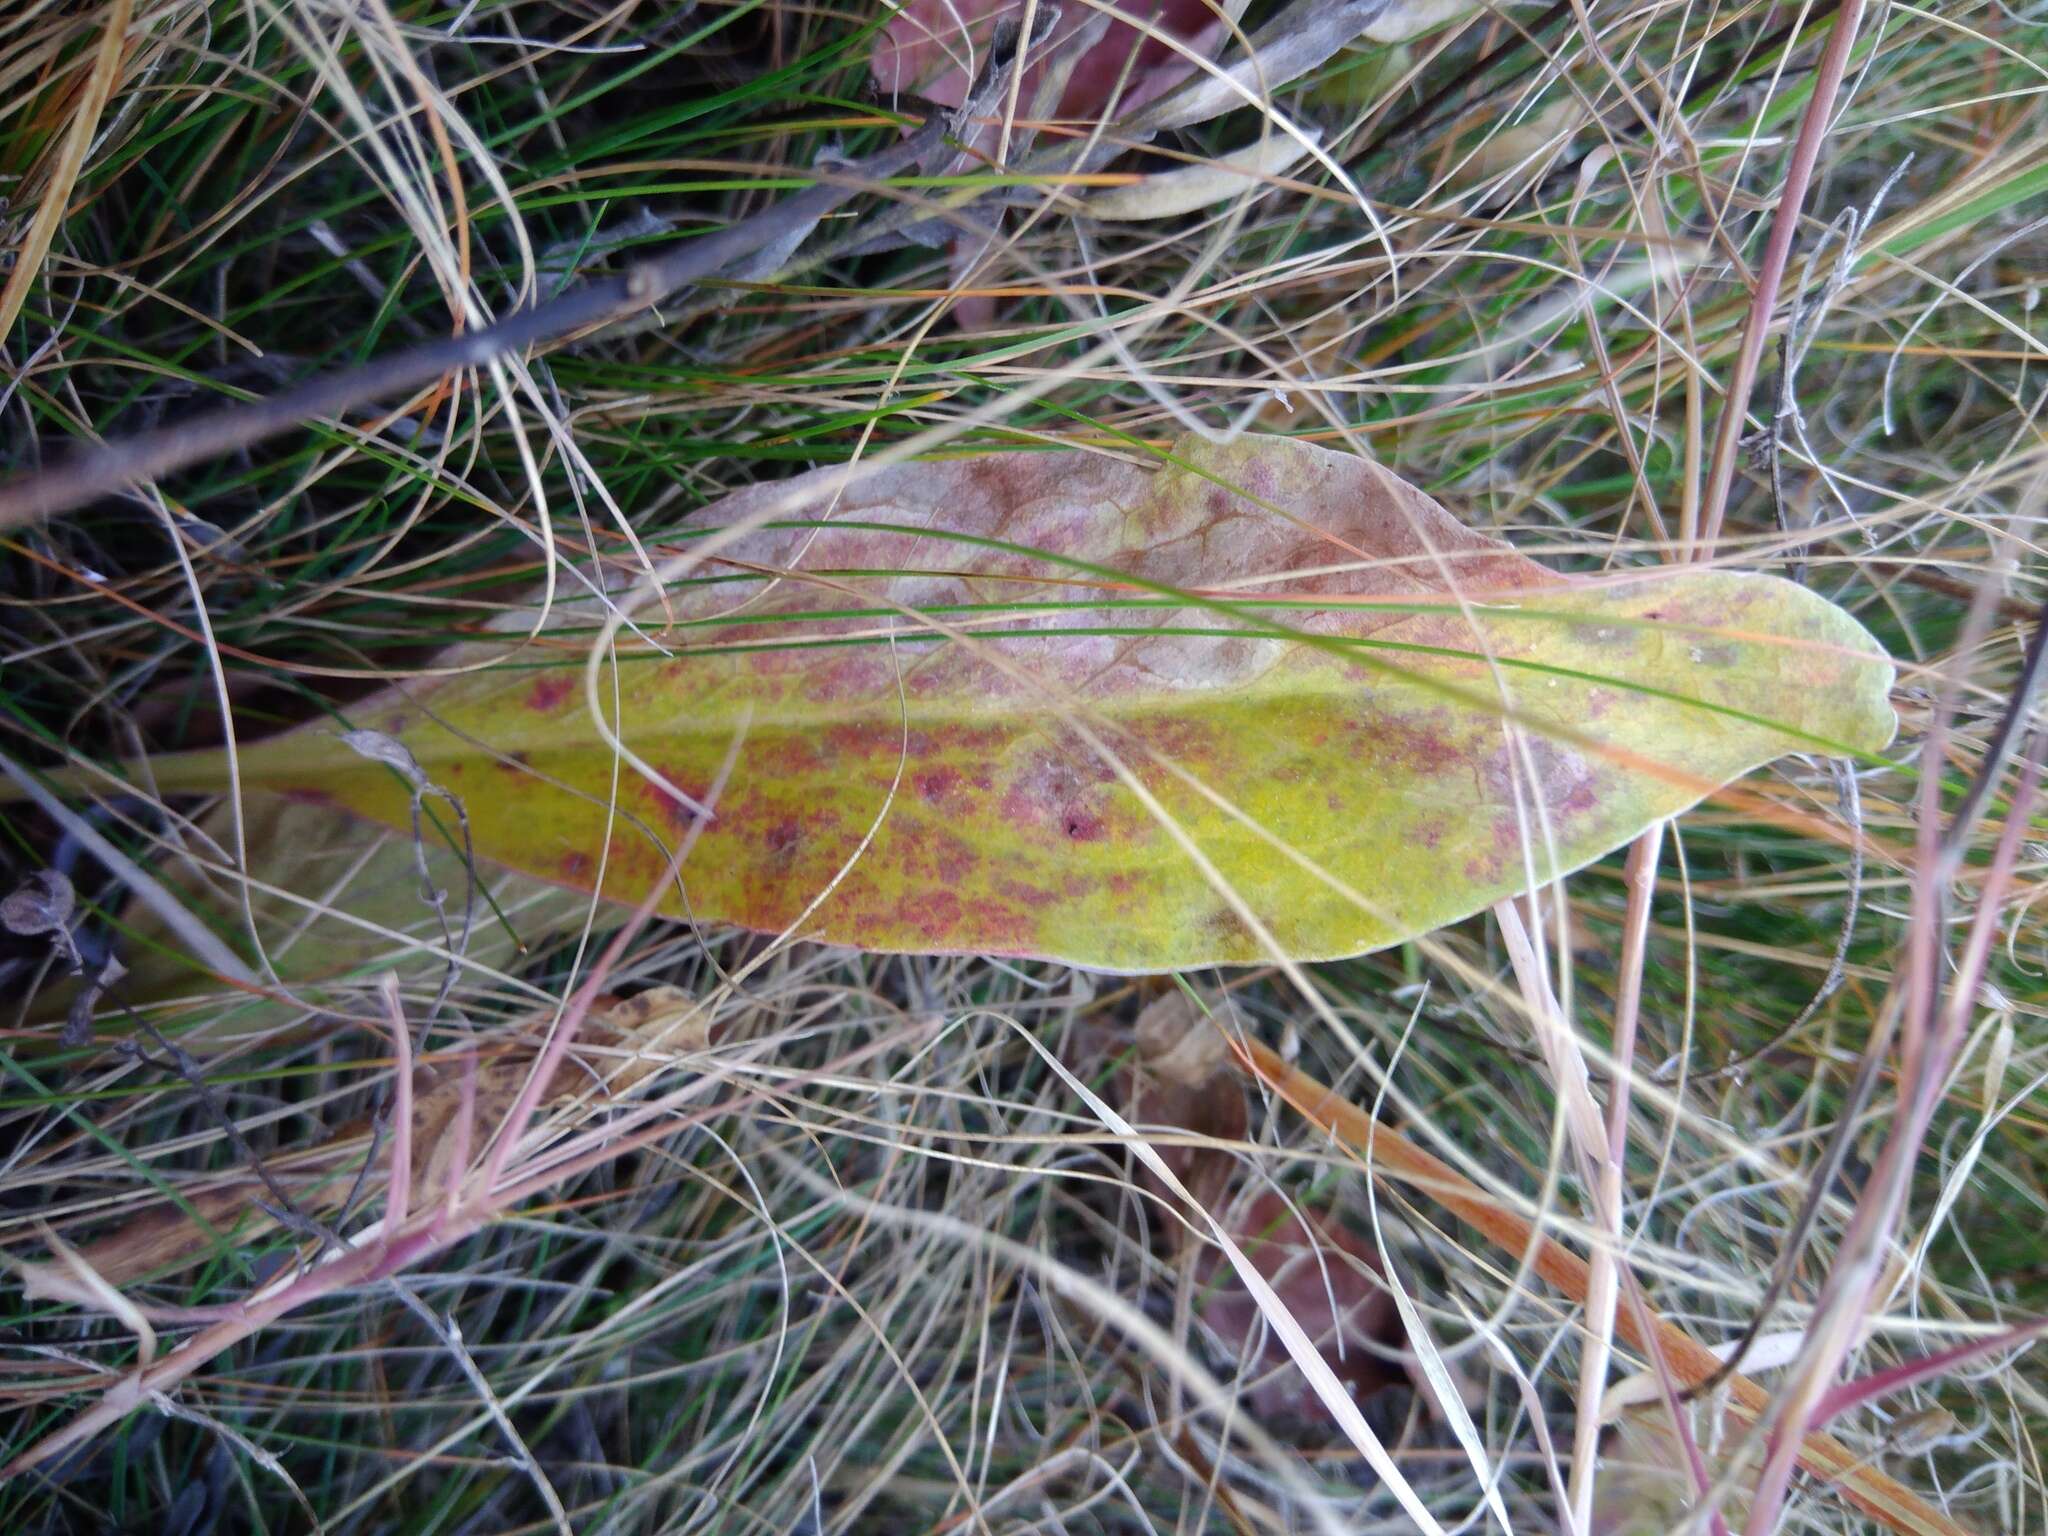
[
  {"x1": 1696, "y1": 0, "x2": 1870, "y2": 555},
  {"x1": 1737, "y1": 584, "x2": 2048, "y2": 1534},
  {"x1": 386, "y1": 1284, "x2": 572, "y2": 1536},
  {"x1": 121, "y1": 1019, "x2": 343, "y2": 1269},
  {"x1": 0, "y1": 21, "x2": 1052, "y2": 528}
]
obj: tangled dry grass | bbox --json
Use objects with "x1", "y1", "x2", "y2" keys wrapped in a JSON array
[{"x1": 2, "y1": 1, "x2": 2045, "y2": 1532}]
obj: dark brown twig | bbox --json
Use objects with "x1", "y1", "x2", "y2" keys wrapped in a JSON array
[
  {"x1": 120, "y1": 1017, "x2": 345, "y2": 1272},
  {"x1": 0, "y1": 20, "x2": 1052, "y2": 529}
]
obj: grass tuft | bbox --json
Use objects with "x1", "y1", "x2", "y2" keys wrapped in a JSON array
[{"x1": 3, "y1": 1, "x2": 2045, "y2": 1531}]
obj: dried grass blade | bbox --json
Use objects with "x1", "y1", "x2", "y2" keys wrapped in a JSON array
[
  {"x1": 0, "y1": 0, "x2": 132, "y2": 337},
  {"x1": 1227, "y1": 1038, "x2": 1973, "y2": 1536}
]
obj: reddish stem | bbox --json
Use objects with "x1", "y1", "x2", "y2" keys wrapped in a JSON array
[
  {"x1": 1810, "y1": 1314, "x2": 2048, "y2": 1431},
  {"x1": 1697, "y1": 0, "x2": 1870, "y2": 554}
]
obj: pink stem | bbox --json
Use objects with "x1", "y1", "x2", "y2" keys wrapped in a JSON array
[
  {"x1": 1621, "y1": 1271, "x2": 1731, "y2": 1536},
  {"x1": 1697, "y1": 0, "x2": 1869, "y2": 554},
  {"x1": 1607, "y1": 829, "x2": 1731, "y2": 1533},
  {"x1": 382, "y1": 977, "x2": 414, "y2": 1236},
  {"x1": 482, "y1": 725, "x2": 741, "y2": 1195},
  {"x1": 1809, "y1": 1314, "x2": 2048, "y2": 1431},
  {"x1": 1, "y1": 1217, "x2": 476, "y2": 1480},
  {"x1": 1742, "y1": 728, "x2": 2041, "y2": 1534},
  {"x1": 1606, "y1": 828, "x2": 1662, "y2": 1172},
  {"x1": 1919, "y1": 738, "x2": 2045, "y2": 1117},
  {"x1": 480, "y1": 843, "x2": 703, "y2": 1195}
]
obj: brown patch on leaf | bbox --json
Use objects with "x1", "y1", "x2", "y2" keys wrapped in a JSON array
[{"x1": 524, "y1": 673, "x2": 574, "y2": 713}]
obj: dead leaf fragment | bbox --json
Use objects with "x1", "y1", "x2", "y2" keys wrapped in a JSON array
[
  {"x1": 1090, "y1": 991, "x2": 1412, "y2": 1423},
  {"x1": 2, "y1": 868, "x2": 76, "y2": 939},
  {"x1": 1120, "y1": 988, "x2": 1247, "y2": 1218},
  {"x1": 872, "y1": 0, "x2": 1227, "y2": 122},
  {"x1": 1195, "y1": 1189, "x2": 1407, "y2": 1421}
]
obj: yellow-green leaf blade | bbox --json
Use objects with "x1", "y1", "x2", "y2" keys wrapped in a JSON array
[{"x1": 211, "y1": 434, "x2": 1897, "y2": 971}]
